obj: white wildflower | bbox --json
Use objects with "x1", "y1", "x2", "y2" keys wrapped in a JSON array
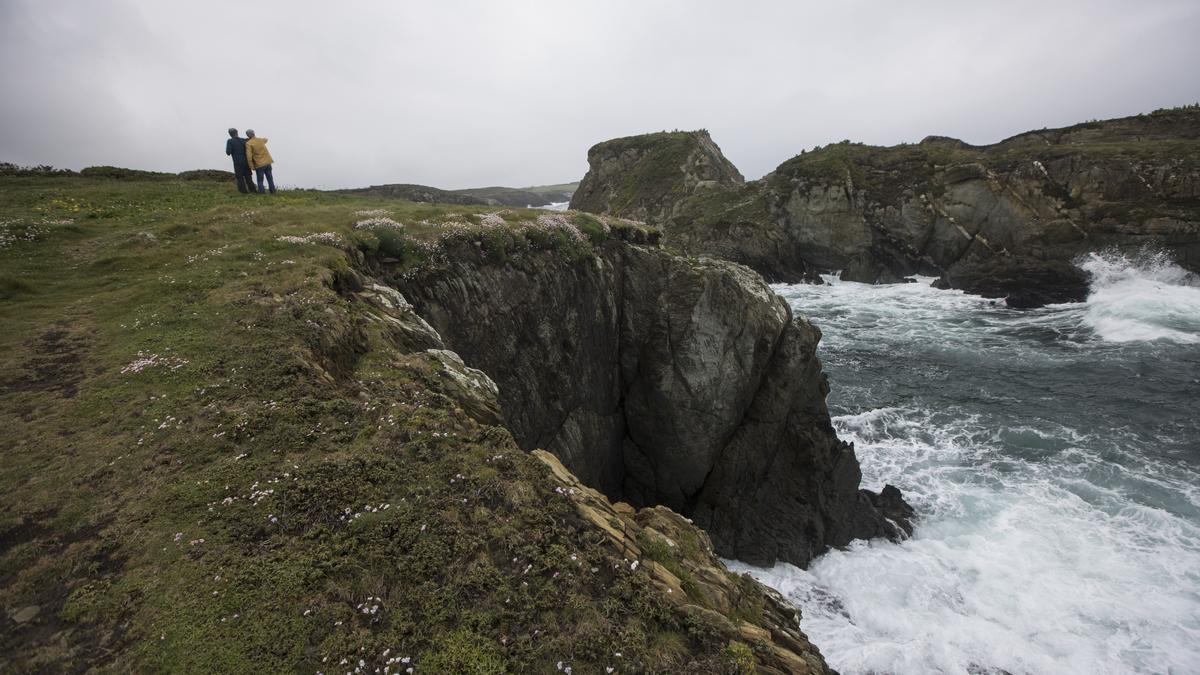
[{"x1": 355, "y1": 217, "x2": 404, "y2": 231}]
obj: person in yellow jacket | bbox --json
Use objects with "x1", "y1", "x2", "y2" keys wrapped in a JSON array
[{"x1": 244, "y1": 130, "x2": 276, "y2": 194}]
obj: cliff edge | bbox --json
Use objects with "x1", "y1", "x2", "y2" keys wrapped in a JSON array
[{"x1": 389, "y1": 236, "x2": 911, "y2": 567}]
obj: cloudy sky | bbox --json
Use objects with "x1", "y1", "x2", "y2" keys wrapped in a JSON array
[{"x1": 2, "y1": 1, "x2": 1197, "y2": 190}]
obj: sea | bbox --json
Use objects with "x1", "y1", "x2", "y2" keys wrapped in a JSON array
[{"x1": 728, "y1": 250, "x2": 1200, "y2": 674}]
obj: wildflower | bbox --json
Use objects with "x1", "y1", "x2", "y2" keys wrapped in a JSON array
[
  {"x1": 478, "y1": 212, "x2": 506, "y2": 227},
  {"x1": 355, "y1": 217, "x2": 404, "y2": 231},
  {"x1": 276, "y1": 232, "x2": 342, "y2": 246}
]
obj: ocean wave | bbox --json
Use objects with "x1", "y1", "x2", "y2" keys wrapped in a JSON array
[
  {"x1": 738, "y1": 405, "x2": 1200, "y2": 674},
  {"x1": 1078, "y1": 249, "x2": 1200, "y2": 344}
]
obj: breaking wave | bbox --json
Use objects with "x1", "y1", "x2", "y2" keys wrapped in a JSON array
[{"x1": 736, "y1": 255, "x2": 1200, "y2": 673}]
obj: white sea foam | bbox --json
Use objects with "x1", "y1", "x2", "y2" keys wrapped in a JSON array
[
  {"x1": 744, "y1": 259, "x2": 1200, "y2": 674},
  {"x1": 1079, "y1": 250, "x2": 1200, "y2": 344},
  {"x1": 731, "y1": 407, "x2": 1200, "y2": 674}
]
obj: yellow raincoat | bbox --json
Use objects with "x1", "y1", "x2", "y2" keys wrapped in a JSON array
[{"x1": 245, "y1": 137, "x2": 274, "y2": 170}]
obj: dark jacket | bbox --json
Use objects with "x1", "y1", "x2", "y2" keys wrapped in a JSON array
[{"x1": 226, "y1": 137, "x2": 249, "y2": 161}]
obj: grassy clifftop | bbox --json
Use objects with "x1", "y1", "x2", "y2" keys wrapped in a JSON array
[{"x1": 0, "y1": 177, "x2": 821, "y2": 673}]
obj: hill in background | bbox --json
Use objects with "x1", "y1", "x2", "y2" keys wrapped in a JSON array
[{"x1": 338, "y1": 182, "x2": 577, "y2": 208}]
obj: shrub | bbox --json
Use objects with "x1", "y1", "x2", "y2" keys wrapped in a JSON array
[
  {"x1": 177, "y1": 169, "x2": 234, "y2": 181},
  {"x1": 80, "y1": 166, "x2": 172, "y2": 180}
]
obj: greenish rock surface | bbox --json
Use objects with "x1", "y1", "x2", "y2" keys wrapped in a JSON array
[{"x1": 570, "y1": 130, "x2": 745, "y2": 224}]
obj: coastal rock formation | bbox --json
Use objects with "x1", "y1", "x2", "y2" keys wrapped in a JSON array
[
  {"x1": 535, "y1": 450, "x2": 832, "y2": 674},
  {"x1": 570, "y1": 130, "x2": 745, "y2": 223},
  {"x1": 0, "y1": 174, "x2": 843, "y2": 672},
  {"x1": 573, "y1": 108, "x2": 1200, "y2": 306},
  {"x1": 390, "y1": 241, "x2": 910, "y2": 567}
]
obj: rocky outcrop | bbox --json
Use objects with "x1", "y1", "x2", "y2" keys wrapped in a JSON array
[
  {"x1": 387, "y1": 241, "x2": 910, "y2": 567},
  {"x1": 357, "y1": 277, "x2": 836, "y2": 671},
  {"x1": 570, "y1": 130, "x2": 745, "y2": 223},
  {"x1": 574, "y1": 108, "x2": 1200, "y2": 306},
  {"x1": 535, "y1": 450, "x2": 832, "y2": 674}
]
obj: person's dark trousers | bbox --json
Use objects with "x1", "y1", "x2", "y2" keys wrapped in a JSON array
[
  {"x1": 233, "y1": 160, "x2": 254, "y2": 193},
  {"x1": 255, "y1": 164, "x2": 276, "y2": 194}
]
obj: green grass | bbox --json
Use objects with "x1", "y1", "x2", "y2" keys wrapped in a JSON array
[{"x1": 0, "y1": 177, "x2": 744, "y2": 673}]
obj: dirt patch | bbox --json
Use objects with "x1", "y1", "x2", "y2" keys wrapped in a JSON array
[
  {"x1": 0, "y1": 515, "x2": 129, "y2": 673},
  {"x1": 1, "y1": 327, "x2": 87, "y2": 398}
]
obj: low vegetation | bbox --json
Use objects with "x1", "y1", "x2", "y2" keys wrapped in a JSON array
[{"x1": 0, "y1": 176, "x2": 778, "y2": 672}]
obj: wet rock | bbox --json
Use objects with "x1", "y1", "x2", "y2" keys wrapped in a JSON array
[{"x1": 939, "y1": 257, "x2": 1091, "y2": 308}]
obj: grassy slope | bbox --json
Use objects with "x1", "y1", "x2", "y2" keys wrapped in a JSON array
[{"x1": 0, "y1": 178, "x2": 758, "y2": 672}]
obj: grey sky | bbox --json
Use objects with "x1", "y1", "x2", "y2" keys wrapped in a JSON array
[{"x1": 2, "y1": 0, "x2": 1197, "y2": 190}]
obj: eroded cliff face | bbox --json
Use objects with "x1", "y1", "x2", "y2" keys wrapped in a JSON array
[
  {"x1": 387, "y1": 242, "x2": 910, "y2": 567},
  {"x1": 575, "y1": 109, "x2": 1200, "y2": 307}
]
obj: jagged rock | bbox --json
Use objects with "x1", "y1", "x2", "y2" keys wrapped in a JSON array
[
  {"x1": 393, "y1": 241, "x2": 910, "y2": 567},
  {"x1": 578, "y1": 109, "x2": 1200, "y2": 307},
  {"x1": 423, "y1": 349, "x2": 502, "y2": 425},
  {"x1": 936, "y1": 257, "x2": 1091, "y2": 308},
  {"x1": 534, "y1": 450, "x2": 832, "y2": 675}
]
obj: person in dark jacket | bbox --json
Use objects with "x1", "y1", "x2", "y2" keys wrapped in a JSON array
[{"x1": 225, "y1": 128, "x2": 254, "y2": 194}]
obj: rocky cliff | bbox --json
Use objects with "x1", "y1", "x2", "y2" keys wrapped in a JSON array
[
  {"x1": 0, "y1": 177, "x2": 844, "y2": 672},
  {"x1": 570, "y1": 130, "x2": 745, "y2": 223},
  {"x1": 386, "y1": 239, "x2": 911, "y2": 567},
  {"x1": 574, "y1": 108, "x2": 1200, "y2": 307}
]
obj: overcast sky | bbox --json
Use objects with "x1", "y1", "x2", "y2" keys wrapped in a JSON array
[{"x1": 2, "y1": 1, "x2": 1197, "y2": 190}]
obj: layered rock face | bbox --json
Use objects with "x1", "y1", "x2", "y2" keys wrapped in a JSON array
[
  {"x1": 574, "y1": 109, "x2": 1200, "y2": 307},
  {"x1": 570, "y1": 130, "x2": 745, "y2": 223},
  {"x1": 391, "y1": 242, "x2": 910, "y2": 567}
]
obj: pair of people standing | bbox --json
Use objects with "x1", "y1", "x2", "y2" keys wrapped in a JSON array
[{"x1": 225, "y1": 128, "x2": 275, "y2": 194}]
